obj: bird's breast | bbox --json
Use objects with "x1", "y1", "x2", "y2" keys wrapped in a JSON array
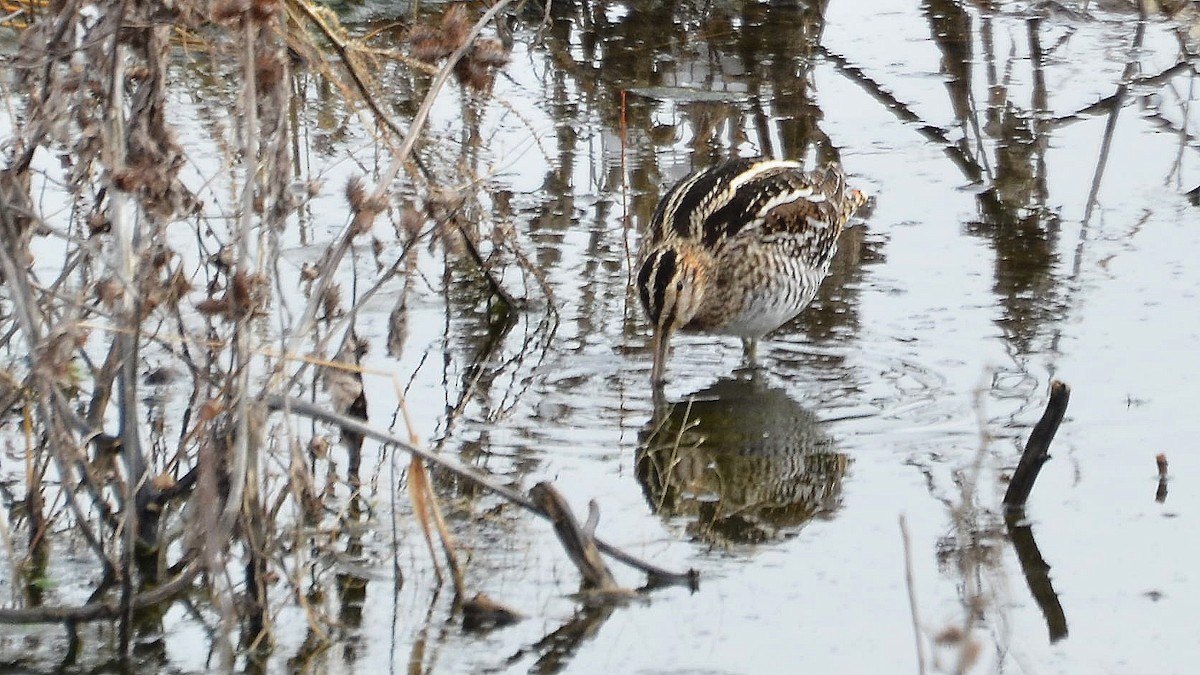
[{"x1": 685, "y1": 247, "x2": 834, "y2": 338}]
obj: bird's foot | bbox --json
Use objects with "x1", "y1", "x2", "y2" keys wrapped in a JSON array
[{"x1": 734, "y1": 338, "x2": 765, "y2": 380}]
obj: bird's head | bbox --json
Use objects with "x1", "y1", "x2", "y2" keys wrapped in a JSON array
[{"x1": 636, "y1": 244, "x2": 709, "y2": 385}]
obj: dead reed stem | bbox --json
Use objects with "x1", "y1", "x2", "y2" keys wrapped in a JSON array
[{"x1": 899, "y1": 514, "x2": 927, "y2": 675}]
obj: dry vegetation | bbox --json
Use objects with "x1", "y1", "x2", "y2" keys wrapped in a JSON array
[{"x1": 0, "y1": 0, "x2": 656, "y2": 668}]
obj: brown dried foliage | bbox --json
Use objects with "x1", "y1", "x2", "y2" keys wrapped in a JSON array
[{"x1": 409, "y1": 4, "x2": 511, "y2": 92}]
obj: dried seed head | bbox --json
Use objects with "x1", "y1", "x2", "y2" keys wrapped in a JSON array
[
  {"x1": 345, "y1": 175, "x2": 368, "y2": 212},
  {"x1": 255, "y1": 52, "x2": 285, "y2": 93},
  {"x1": 320, "y1": 283, "x2": 341, "y2": 320},
  {"x1": 251, "y1": 0, "x2": 279, "y2": 22},
  {"x1": 350, "y1": 212, "x2": 372, "y2": 237},
  {"x1": 933, "y1": 626, "x2": 965, "y2": 645},
  {"x1": 399, "y1": 203, "x2": 425, "y2": 243},
  {"x1": 165, "y1": 268, "x2": 193, "y2": 304},
  {"x1": 325, "y1": 334, "x2": 366, "y2": 414},
  {"x1": 454, "y1": 37, "x2": 510, "y2": 91},
  {"x1": 195, "y1": 298, "x2": 228, "y2": 317},
  {"x1": 212, "y1": 0, "x2": 249, "y2": 22},
  {"x1": 95, "y1": 276, "x2": 123, "y2": 309},
  {"x1": 454, "y1": 58, "x2": 492, "y2": 92},
  {"x1": 441, "y1": 4, "x2": 471, "y2": 54},
  {"x1": 211, "y1": 246, "x2": 236, "y2": 270},
  {"x1": 387, "y1": 293, "x2": 408, "y2": 358},
  {"x1": 425, "y1": 186, "x2": 465, "y2": 223},
  {"x1": 308, "y1": 436, "x2": 330, "y2": 459},
  {"x1": 148, "y1": 245, "x2": 174, "y2": 271},
  {"x1": 199, "y1": 399, "x2": 223, "y2": 422},
  {"x1": 471, "y1": 37, "x2": 510, "y2": 68},
  {"x1": 348, "y1": 186, "x2": 388, "y2": 237},
  {"x1": 409, "y1": 4, "x2": 472, "y2": 64},
  {"x1": 87, "y1": 210, "x2": 110, "y2": 236},
  {"x1": 409, "y1": 26, "x2": 448, "y2": 64},
  {"x1": 229, "y1": 271, "x2": 255, "y2": 316}
]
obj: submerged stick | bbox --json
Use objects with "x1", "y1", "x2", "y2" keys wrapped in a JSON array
[
  {"x1": 265, "y1": 396, "x2": 698, "y2": 588},
  {"x1": 1003, "y1": 380, "x2": 1070, "y2": 510}
]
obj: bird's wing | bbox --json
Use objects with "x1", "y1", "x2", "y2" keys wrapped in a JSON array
[{"x1": 649, "y1": 159, "x2": 853, "y2": 247}]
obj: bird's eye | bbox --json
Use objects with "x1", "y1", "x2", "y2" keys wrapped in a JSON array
[{"x1": 675, "y1": 280, "x2": 684, "y2": 292}]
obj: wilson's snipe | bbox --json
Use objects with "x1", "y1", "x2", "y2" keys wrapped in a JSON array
[{"x1": 637, "y1": 158, "x2": 867, "y2": 384}]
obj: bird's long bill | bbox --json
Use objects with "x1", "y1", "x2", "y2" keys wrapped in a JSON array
[{"x1": 650, "y1": 327, "x2": 672, "y2": 386}]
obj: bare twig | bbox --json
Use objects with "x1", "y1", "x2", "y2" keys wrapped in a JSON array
[{"x1": 1003, "y1": 380, "x2": 1070, "y2": 510}]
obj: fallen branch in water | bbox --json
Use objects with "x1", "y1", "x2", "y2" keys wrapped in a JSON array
[
  {"x1": 0, "y1": 561, "x2": 200, "y2": 624},
  {"x1": 530, "y1": 482, "x2": 628, "y2": 595},
  {"x1": 1003, "y1": 380, "x2": 1070, "y2": 510},
  {"x1": 264, "y1": 396, "x2": 699, "y2": 589}
]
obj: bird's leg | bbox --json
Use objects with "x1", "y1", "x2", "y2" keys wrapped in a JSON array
[
  {"x1": 735, "y1": 338, "x2": 765, "y2": 379},
  {"x1": 741, "y1": 337, "x2": 758, "y2": 363}
]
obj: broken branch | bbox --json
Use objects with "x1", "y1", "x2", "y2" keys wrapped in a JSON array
[{"x1": 1003, "y1": 380, "x2": 1070, "y2": 510}]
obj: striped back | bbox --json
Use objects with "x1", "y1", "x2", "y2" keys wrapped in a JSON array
[{"x1": 647, "y1": 158, "x2": 856, "y2": 249}]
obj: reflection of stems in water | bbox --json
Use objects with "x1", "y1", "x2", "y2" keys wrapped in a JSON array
[
  {"x1": 1081, "y1": 8, "x2": 1146, "y2": 225},
  {"x1": 275, "y1": 0, "x2": 518, "y2": 390},
  {"x1": 1027, "y1": 18, "x2": 1050, "y2": 207},
  {"x1": 644, "y1": 396, "x2": 699, "y2": 514},
  {"x1": 817, "y1": 45, "x2": 987, "y2": 184},
  {"x1": 283, "y1": 233, "x2": 425, "y2": 393},
  {"x1": 435, "y1": 298, "x2": 518, "y2": 446},
  {"x1": 407, "y1": 584, "x2": 445, "y2": 675},
  {"x1": 824, "y1": 28, "x2": 1196, "y2": 200},
  {"x1": 1044, "y1": 60, "x2": 1193, "y2": 128},
  {"x1": 1155, "y1": 453, "x2": 1170, "y2": 503},
  {"x1": 269, "y1": 397, "x2": 699, "y2": 587},
  {"x1": 523, "y1": 603, "x2": 617, "y2": 675},
  {"x1": 750, "y1": 96, "x2": 775, "y2": 158},
  {"x1": 454, "y1": 222, "x2": 520, "y2": 312},
  {"x1": 1004, "y1": 513, "x2": 1068, "y2": 642}
]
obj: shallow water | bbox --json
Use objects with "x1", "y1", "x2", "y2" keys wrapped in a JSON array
[
  {"x1": 325, "y1": 3, "x2": 1199, "y2": 673},
  {"x1": 3, "y1": 0, "x2": 1200, "y2": 673}
]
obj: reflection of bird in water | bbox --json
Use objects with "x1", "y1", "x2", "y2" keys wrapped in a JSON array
[
  {"x1": 637, "y1": 376, "x2": 847, "y2": 544},
  {"x1": 637, "y1": 158, "x2": 867, "y2": 384}
]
